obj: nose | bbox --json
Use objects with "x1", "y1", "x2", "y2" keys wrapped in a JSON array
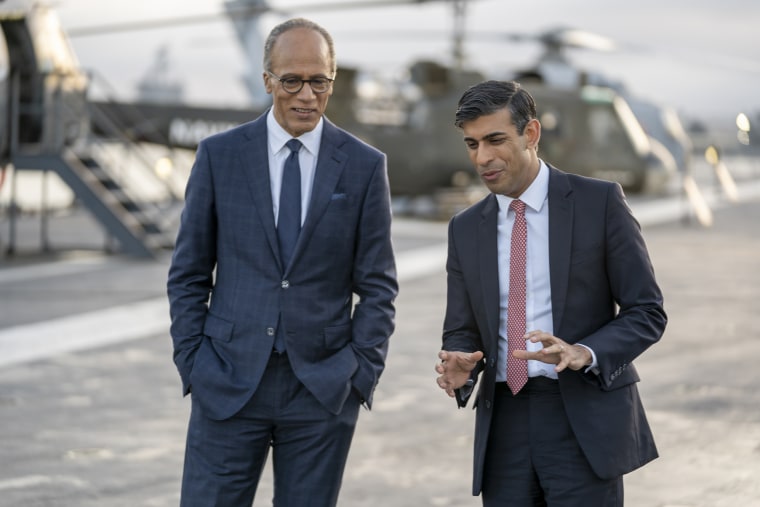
[
  {"x1": 296, "y1": 83, "x2": 317, "y2": 100},
  {"x1": 474, "y1": 144, "x2": 494, "y2": 167}
]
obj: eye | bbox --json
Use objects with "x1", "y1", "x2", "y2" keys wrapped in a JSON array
[{"x1": 283, "y1": 77, "x2": 302, "y2": 87}]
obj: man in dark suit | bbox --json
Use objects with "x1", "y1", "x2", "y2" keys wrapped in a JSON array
[
  {"x1": 167, "y1": 18, "x2": 397, "y2": 507},
  {"x1": 434, "y1": 80, "x2": 666, "y2": 506}
]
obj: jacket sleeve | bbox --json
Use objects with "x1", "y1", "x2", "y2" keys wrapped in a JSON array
[
  {"x1": 349, "y1": 153, "x2": 398, "y2": 408},
  {"x1": 579, "y1": 183, "x2": 667, "y2": 390},
  {"x1": 166, "y1": 140, "x2": 217, "y2": 394},
  {"x1": 443, "y1": 216, "x2": 486, "y2": 407}
]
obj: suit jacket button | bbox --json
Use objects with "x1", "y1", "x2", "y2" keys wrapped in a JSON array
[
  {"x1": 266, "y1": 327, "x2": 275, "y2": 336},
  {"x1": 485, "y1": 400, "x2": 491, "y2": 409},
  {"x1": 281, "y1": 280, "x2": 290, "y2": 289}
]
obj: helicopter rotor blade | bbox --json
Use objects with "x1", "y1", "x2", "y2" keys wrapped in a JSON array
[
  {"x1": 497, "y1": 27, "x2": 617, "y2": 52},
  {"x1": 67, "y1": 0, "x2": 462, "y2": 37}
]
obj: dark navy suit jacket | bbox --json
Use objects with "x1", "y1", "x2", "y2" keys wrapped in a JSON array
[
  {"x1": 443, "y1": 165, "x2": 666, "y2": 494},
  {"x1": 168, "y1": 112, "x2": 398, "y2": 421}
]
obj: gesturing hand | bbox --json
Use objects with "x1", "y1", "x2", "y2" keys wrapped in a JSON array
[
  {"x1": 511, "y1": 330, "x2": 592, "y2": 372},
  {"x1": 435, "y1": 350, "x2": 484, "y2": 398}
]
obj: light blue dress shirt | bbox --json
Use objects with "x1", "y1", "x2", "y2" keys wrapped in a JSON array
[{"x1": 267, "y1": 109, "x2": 322, "y2": 227}]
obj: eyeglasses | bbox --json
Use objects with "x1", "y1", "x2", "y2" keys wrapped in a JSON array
[{"x1": 267, "y1": 71, "x2": 334, "y2": 94}]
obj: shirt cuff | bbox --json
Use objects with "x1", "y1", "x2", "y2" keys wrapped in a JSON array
[{"x1": 577, "y1": 343, "x2": 600, "y2": 375}]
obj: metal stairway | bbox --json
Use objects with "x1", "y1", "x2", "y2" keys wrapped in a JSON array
[
  {"x1": 0, "y1": 5, "x2": 184, "y2": 259},
  {"x1": 5, "y1": 69, "x2": 184, "y2": 258},
  {"x1": 11, "y1": 147, "x2": 177, "y2": 258}
]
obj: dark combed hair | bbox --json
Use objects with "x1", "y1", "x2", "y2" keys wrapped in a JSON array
[
  {"x1": 454, "y1": 80, "x2": 537, "y2": 134},
  {"x1": 263, "y1": 18, "x2": 337, "y2": 75}
]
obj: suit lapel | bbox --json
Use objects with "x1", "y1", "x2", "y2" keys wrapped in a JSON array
[
  {"x1": 547, "y1": 166, "x2": 574, "y2": 334},
  {"x1": 239, "y1": 116, "x2": 283, "y2": 272},
  {"x1": 478, "y1": 195, "x2": 502, "y2": 352},
  {"x1": 289, "y1": 120, "x2": 347, "y2": 270}
]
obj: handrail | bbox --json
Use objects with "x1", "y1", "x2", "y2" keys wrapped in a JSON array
[{"x1": 84, "y1": 69, "x2": 184, "y2": 202}]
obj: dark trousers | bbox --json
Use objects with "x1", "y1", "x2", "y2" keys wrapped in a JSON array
[
  {"x1": 482, "y1": 377, "x2": 623, "y2": 507},
  {"x1": 180, "y1": 351, "x2": 361, "y2": 507}
]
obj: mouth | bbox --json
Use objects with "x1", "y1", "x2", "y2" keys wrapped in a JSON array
[
  {"x1": 479, "y1": 168, "x2": 503, "y2": 182},
  {"x1": 292, "y1": 107, "x2": 315, "y2": 116}
]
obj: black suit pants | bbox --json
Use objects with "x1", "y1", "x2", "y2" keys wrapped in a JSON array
[{"x1": 482, "y1": 377, "x2": 623, "y2": 507}]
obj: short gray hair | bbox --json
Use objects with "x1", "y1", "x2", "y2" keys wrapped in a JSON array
[{"x1": 263, "y1": 18, "x2": 336, "y2": 75}]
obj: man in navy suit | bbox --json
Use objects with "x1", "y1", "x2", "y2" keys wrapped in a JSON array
[
  {"x1": 167, "y1": 18, "x2": 397, "y2": 506},
  {"x1": 435, "y1": 81, "x2": 666, "y2": 506}
]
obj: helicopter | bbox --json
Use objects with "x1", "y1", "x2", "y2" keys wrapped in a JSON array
[
  {"x1": 225, "y1": 2, "x2": 684, "y2": 196},
  {"x1": 70, "y1": 0, "x2": 682, "y2": 198},
  {"x1": 2, "y1": 1, "x2": 685, "y2": 209},
  {"x1": 330, "y1": 25, "x2": 682, "y2": 196}
]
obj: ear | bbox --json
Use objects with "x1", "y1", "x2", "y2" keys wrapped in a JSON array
[
  {"x1": 263, "y1": 72, "x2": 273, "y2": 94},
  {"x1": 524, "y1": 118, "x2": 541, "y2": 150}
]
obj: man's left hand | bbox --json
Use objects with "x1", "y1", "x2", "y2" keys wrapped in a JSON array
[{"x1": 511, "y1": 330, "x2": 592, "y2": 373}]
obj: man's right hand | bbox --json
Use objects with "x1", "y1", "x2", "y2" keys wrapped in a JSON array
[{"x1": 435, "y1": 350, "x2": 484, "y2": 398}]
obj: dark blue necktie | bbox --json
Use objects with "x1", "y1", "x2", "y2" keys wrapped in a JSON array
[{"x1": 277, "y1": 139, "x2": 302, "y2": 269}]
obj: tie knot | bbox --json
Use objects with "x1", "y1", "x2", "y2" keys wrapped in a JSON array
[
  {"x1": 510, "y1": 199, "x2": 526, "y2": 216},
  {"x1": 286, "y1": 139, "x2": 302, "y2": 153}
]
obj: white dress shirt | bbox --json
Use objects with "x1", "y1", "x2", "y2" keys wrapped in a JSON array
[
  {"x1": 494, "y1": 161, "x2": 557, "y2": 381},
  {"x1": 493, "y1": 160, "x2": 597, "y2": 382},
  {"x1": 267, "y1": 109, "x2": 323, "y2": 226}
]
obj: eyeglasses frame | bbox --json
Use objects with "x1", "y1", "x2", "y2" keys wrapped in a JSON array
[{"x1": 267, "y1": 71, "x2": 335, "y2": 94}]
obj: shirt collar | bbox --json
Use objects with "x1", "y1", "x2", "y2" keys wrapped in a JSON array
[
  {"x1": 495, "y1": 159, "x2": 549, "y2": 214},
  {"x1": 267, "y1": 108, "x2": 323, "y2": 156}
]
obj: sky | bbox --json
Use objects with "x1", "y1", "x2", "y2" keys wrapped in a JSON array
[{"x1": 54, "y1": 0, "x2": 760, "y2": 130}]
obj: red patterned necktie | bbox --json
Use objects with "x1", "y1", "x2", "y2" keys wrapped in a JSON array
[{"x1": 506, "y1": 199, "x2": 529, "y2": 395}]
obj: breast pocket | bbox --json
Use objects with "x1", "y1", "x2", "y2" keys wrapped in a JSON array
[{"x1": 325, "y1": 193, "x2": 351, "y2": 215}]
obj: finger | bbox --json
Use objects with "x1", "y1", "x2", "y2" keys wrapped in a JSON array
[
  {"x1": 525, "y1": 330, "x2": 548, "y2": 343},
  {"x1": 554, "y1": 353, "x2": 571, "y2": 373},
  {"x1": 469, "y1": 350, "x2": 485, "y2": 362},
  {"x1": 438, "y1": 350, "x2": 448, "y2": 361},
  {"x1": 512, "y1": 349, "x2": 533, "y2": 361}
]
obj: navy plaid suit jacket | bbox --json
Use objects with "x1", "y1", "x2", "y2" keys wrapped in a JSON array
[{"x1": 168, "y1": 112, "x2": 398, "y2": 421}]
